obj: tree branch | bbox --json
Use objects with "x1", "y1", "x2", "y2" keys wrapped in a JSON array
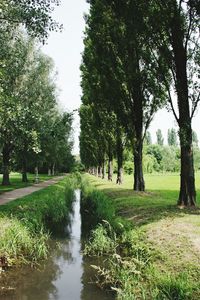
[
  {"x1": 142, "y1": 112, "x2": 154, "y2": 141},
  {"x1": 191, "y1": 93, "x2": 200, "y2": 119},
  {"x1": 184, "y1": 6, "x2": 193, "y2": 52},
  {"x1": 166, "y1": 87, "x2": 179, "y2": 124}
]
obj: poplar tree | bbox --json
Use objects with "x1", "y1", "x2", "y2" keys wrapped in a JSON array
[{"x1": 147, "y1": 0, "x2": 200, "y2": 206}]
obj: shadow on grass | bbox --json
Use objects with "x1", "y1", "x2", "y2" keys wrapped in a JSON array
[{"x1": 97, "y1": 187, "x2": 200, "y2": 226}]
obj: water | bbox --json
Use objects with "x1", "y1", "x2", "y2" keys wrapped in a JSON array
[{"x1": 1, "y1": 190, "x2": 114, "y2": 300}]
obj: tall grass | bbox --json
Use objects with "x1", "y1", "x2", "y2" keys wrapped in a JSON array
[{"x1": 0, "y1": 175, "x2": 79, "y2": 266}]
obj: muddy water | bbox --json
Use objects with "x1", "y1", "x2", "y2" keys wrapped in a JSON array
[{"x1": 2, "y1": 190, "x2": 114, "y2": 300}]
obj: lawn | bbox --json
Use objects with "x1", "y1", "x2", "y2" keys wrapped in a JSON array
[
  {"x1": 0, "y1": 172, "x2": 55, "y2": 194},
  {"x1": 86, "y1": 172, "x2": 200, "y2": 225},
  {"x1": 84, "y1": 172, "x2": 200, "y2": 287}
]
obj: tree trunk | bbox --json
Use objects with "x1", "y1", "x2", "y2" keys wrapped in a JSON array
[
  {"x1": 133, "y1": 138, "x2": 145, "y2": 191},
  {"x1": 22, "y1": 172, "x2": 28, "y2": 183},
  {"x1": 108, "y1": 148, "x2": 113, "y2": 181},
  {"x1": 178, "y1": 134, "x2": 196, "y2": 206},
  {"x1": 108, "y1": 160, "x2": 113, "y2": 181},
  {"x1": 102, "y1": 161, "x2": 106, "y2": 179},
  {"x1": 34, "y1": 166, "x2": 39, "y2": 183},
  {"x1": 130, "y1": 43, "x2": 145, "y2": 191},
  {"x1": 171, "y1": 8, "x2": 196, "y2": 206},
  {"x1": 52, "y1": 163, "x2": 55, "y2": 176},
  {"x1": 22, "y1": 157, "x2": 28, "y2": 183},
  {"x1": 92, "y1": 167, "x2": 95, "y2": 175},
  {"x1": 95, "y1": 167, "x2": 98, "y2": 177},
  {"x1": 98, "y1": 165, "x2": 102, "y2": 178},
  {"x1": 48, "y1": 168, "x2": 51, "y2": 176},
  {"x1": 2, "y1": 145, "x2": 10, "y2": 186},
  {"x1": 116, "y1": 128, "x2": 123, "y2": 185}
]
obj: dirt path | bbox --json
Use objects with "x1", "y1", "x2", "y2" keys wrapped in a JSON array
[{"x1": 0, "y1": 176, "x2": 65, "y2": 206}]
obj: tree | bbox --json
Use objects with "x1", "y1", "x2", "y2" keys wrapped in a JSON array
[
  {"x1": 161, "y1": 146, "x2": 180, "y2": 172},
  {"x1": 14, "y1": 46, "x2": 58, "y2": 182},
  {"x1": 41, "y1": 111, "x2": 74, "y2": 175},
  {"x1": 192, "y1": 130, "x2": 199, "y2": 147},
  {"x1": 147, "y1": 0, "x2": 200, "y2": 206},
  {"x1": 156, "y1": 129, "x2": 164, "y2": 146},
  {"x1": 79, "y1": 104, "x2": 99, "y2": 172},
  {"x1": 0, "y1": 31, "x2": 73, "y2": 184},
  {"x1": 168, "y1": 128, "x2": 177, "y2": 146},
  {"x1": 145, "y1": 131, "x2": 152, "y2": 145},
  {"x1": 82, "y1": 0, "x2": 166, "y2": 191},
  {"x1": 0, "y1": 31, "x2": 33, "y2": 185},
  {"x1": 146, "y1": 144, "x2": 163, "y2": 171}
]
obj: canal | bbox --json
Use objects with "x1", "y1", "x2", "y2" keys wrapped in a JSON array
[{"x1": 1, "y1": 190, "x2": 114, "y2": 300}]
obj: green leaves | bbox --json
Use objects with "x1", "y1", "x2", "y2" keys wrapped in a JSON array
[{"x1": 0, "y1": 0, "x2": 62, "y2": 40}]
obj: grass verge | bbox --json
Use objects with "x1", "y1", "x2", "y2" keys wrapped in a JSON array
[
  {"x1": 81, "y1": 173, "x2": 200, "y2": 299},
  {"x1": 0, "y1": 174, "x2": 79, "y2": 268}
]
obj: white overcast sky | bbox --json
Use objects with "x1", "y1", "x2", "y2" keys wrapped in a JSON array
[{"x1": 42, "y1": 0, "x2": 200, "y2": 154}]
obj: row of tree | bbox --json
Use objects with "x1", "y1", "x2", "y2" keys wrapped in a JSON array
[
  {"x1": 80, "y1": 0, "x2": 200, "y2": 206},
  {"x1": 146, "y1": 129, "x2": 199, "y2": 147},
  {"x1": 0, "y1": 0, "x2": 74, "y2": 185},
  {"x1": 132, "y1": 129, "x2": 199, "y2": 174}
]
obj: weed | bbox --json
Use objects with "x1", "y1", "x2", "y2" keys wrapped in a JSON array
[
  {"x1": 0, "y1": 217, "x2": 49, "y2": 265},
  {"x1": 84, "y1": 223, "x2": 117, "y2": 256},
  {"x1": 152, "y1": 272, "x2": 199, "y2": 300}
]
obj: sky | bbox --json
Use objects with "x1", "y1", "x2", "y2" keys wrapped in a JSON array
[{"x1": 42, "y1": 0, "x2": 200, "y2": 154}]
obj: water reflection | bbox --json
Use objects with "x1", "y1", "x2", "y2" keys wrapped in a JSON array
[{"x1": 1, "y1": 190, "x2": 114, "y2": 300}]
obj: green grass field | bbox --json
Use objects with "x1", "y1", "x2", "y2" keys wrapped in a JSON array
[
  {"x1": 86, "y1": 172, "x2": 200, "y2": 225},
  {"x1": 84, "y1": 172, "x2": 200, "y2": 298},
  {"x1": 0, "y1": 172, "x2": 55, "y2": 194}
]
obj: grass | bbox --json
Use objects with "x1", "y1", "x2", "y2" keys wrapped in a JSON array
[
  {"x1": 0, "y1": 175, "x2": 78, "y2": 268},
  {"x1": 86, "y1": 172, "x2": 200, "y2": 225},
  {"x1": 82, "y1": 172, "x2": 200, "y2": 299},
  {"x1": 0, "y1": 172, "x2": 56, "y2": 194}
]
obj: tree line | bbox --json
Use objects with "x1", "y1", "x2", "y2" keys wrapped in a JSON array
[
  {"x1": 123, "y1": 129, "x2": 200, "y2": 175},
  {"x1": 79, "y1": 0, "x2": 200, "y2": 207},
  {"x1": 0, "y1": 0, "x2": 74, "y2": 185}
]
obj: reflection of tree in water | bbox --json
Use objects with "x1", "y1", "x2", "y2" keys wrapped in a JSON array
[
  {"x1": 1, "y1": 211, "x2": 76, "y2": 300},
  {"x1": 0, "y1": 254, "x2": 60, "y2": 300}
]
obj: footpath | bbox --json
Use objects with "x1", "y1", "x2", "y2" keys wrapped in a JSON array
[{"x1": 0, "y1": 176, "x2": 65, "y2": 205}]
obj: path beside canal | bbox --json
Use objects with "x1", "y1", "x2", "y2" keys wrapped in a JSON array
[{"x1": 0, "y1": 176, "x2": 65, "y2": 205}]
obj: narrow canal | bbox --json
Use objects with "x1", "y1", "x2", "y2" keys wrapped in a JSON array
[{"x1": 2, "y1": 190, "x2": 114, "y2": 300}]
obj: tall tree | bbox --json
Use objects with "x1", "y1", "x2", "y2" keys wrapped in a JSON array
[
  {"x1": 147, "y1": 0, "x2": 200, "y2": 206},
  {"x1": 145, "y1": 131, "x2": 152, "y2": 145},
  {"x1": 156, "y1": 129, "x2": 164, "y2": 146},
  {"x1": 0, "y1": 32, "x2": 32, "y2": 185},
  {"x1": 168, "y1": 128, "x2": 178, "y2": 146},
  {"x1": 192, "y1": 130, "x2": 199, "y2": 148}
]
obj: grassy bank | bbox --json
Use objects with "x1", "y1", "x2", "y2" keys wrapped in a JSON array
[
  {"x1": 0, "y1": 172, "x2": 55, "y2": 194},
  {"x1": 81, "y1": 173, "x2": 200, "y2": 299},
  {"x1": 0, "y1": 174, "x2": 78, "y2": 270}
]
